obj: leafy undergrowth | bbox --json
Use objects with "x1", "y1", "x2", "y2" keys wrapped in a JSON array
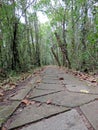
[{"x1": 0, "y1": 67, "x2": 43, "y2": 101}]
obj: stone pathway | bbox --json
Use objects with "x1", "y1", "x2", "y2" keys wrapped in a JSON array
[{"x1": 0, "y1": 66, "x2": 98, "y2": 130}]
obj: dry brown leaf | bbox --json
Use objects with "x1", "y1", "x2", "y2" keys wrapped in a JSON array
[
  {"x1": 21, "y1": 99, "x2": 31, "y2": 106},
  {"x1": 0, "y1": 92, "x2": 4, "y2": 96},
  {"x1": 9, "y1": 85, "x2": 16, "y2": 90},
  {"x1": 59, "y1": 77, "x2": 64, "y2": 80},
  {"x1": 36, "y1": 79, "x2": 41, "y2": 83},
  {"x1": 46, "y1": 99, "x2": 52, "y2": 104},
  {"x1": 88, "y1": 77, "x2": 96, "y2": 83},
  {"x1": 82, "y1": 75, "x2": 88, "y2": 80},
  {"x1": 9, "y1": 82, "x2": 17, "y2": 86}
]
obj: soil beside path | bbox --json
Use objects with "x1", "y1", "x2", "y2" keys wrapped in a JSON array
[{"x1": 0, "y1": 66, "x2": 98, "y2": 130}]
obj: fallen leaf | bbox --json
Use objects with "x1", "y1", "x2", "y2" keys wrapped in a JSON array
[
  {"x1": 21, "y1": 99, "x2": 31, "y2": 106},
  {"x1": 0, "y1": 92, "x2": 4, "y2": 96},
  {"x1": 46, "y1": 99, "x2": 52, "y2": 104},
  {"x1": 36, "y1": 79, "x2": 41, "y2": 83},
  {"x1": 9, "y1": 85, "x2": 16, "y2": 90},
  {"x1": 59, "y1": 77, "x2": 64, "y2": 80},
  {"x1": 9, "y1": 82, "x2": 17, "y2": 86},
  {"x1": 80, "y1": 90, "x2": 89, "y2": 93},
  {"x1": 88, "y1": 77, "x2": 96, "y2": 83}
]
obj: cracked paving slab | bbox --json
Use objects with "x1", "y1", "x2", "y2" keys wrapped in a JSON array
[
  {"x1": 8, "y1": 104, "x2": 69, "y2": 129},
  {"x1": 41, "y1": 68, "x2": 63, "y2": 75},
  {"x1": 42, "y1": 78, "x2": 61, "y2": 84},
  {"x1": 10, "y1": 86, "x2": 32, "y2": 101},
  {"x1": 10, "y1": 76, "x2": 39, "y2": 101},
  {"x1": 28, "y1": 88, "x2": 60, "y2": 99},
  {"x1": 57, "y1": 73, "x2": 98, "y2": 94},
  {"x1": 42, "y1": 77, "x2": 59, "y2": 81},
  {"x1": 66, "y1": 84, "x2": 98, "y2": 95},
  {"x1": 40, "y1": 68, "x2": 65, "y2": 77},
  {"x1": 33, "y1": 91, "x2": 98, "y2": 108},
  {"x1": 1, "y1": 66, "x2": 97, "y2": 130},
  {"x1": 0, "y1": 76, "x2": 41, "y2": 127},
  {"x1": 0, "y1": 101, "x2": 20, "y2": 128},
  {"x1": 42, "y1": 75, "x2": 58, "y2": 79},
  {"x1": 60, "y1": 73, "x2": 88, "y2": 86},
  {"x1": 36, "y1": 83, "x2": 65, "y2": 91},
  {"x1": 20, "y1": 109, "x2": 88, "y2": 130},
  {"x1": 80, "y1": 100, "x2": 98, "y2": 130}
]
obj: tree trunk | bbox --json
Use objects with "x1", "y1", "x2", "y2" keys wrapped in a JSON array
[
  {"x1": 25, "y1": 11, "x2": 32, "y2": 62},
  {"x1": 11, "y1": 22, "x2": 20, "y2": 70},
  {"x1": 71, "y1": 0, "x2": 75, "y2": 51},
  {"x1": 54, "y1": 32, "x2": 71, "y2": 68},
  {"x1": 30, "y1": 27, "x2": 36, "y2": 64},
  {"x1": 81, "y1": 2, "x2": 88, "y2": 70},
  {"x1": 34, "y1": 13, "x2": 40, "y2": 66},
  {"x1": 51, "y1": 47, "x2": 61, "y2": 66}
]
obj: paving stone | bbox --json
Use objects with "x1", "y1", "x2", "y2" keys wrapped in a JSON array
[
  {"x1": 42, "y1": 78, "x2": 61, "y2": 84},
  {"x1": 10, "y1": 78, "x2": 38, "y2": 101},
  {"x1": 30, "y1": 76, "x2": 40, "y2": 85},
  {"x1": 10, "y1": 86, "x2": 31, "y2": 101},
  {"x1": 36, "y1": 83, "x2": 65, "y2": 91},
  {"x1": 2, "y1": 66, "x2": 98, "y2": 130},
  {"x1": 33, "y1": 91, "x2": 98, "y2": 107},
  {"x1": 60, "y1": 73, "x2": 87, "y2": 86},
  {"x1": 0, "y1": 101, "x2": 20, "y2": 127},
  {"x1": 42, "y1": 77, "x2": 58, "y2": 80},
  {"x1": 40, "y1": 73, "x2": 58, "y2": 78},
  {"x1": 28, "y1": 89, "x2": 59, "y2": 99},
  {"x1": 80, "y1": 100, "x2": 98, "y2": 130},
  {"x1": 42, "y1": 68, "x2": 60, "y2": 74},
  {"x1": 20, "y1": 109, "x2": 88, "y2": 130},
  {"x1": 9, "y1": 104, "x2": 69, "y2": 129},
  {"x1": 66, "y1": 84, "x2": 98, "y2": 94},
  {"x1": 56, "y1": 73, "x2": 98, "y2": 94},
  {"x1": 41, "y1": 67, "x2": 64, "y2": 76}
]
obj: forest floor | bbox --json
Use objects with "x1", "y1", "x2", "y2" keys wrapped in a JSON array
[{"x1": 0, "y1": 66, "x2": 98, "y2": 130}]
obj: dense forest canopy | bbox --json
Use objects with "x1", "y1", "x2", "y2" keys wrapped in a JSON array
[{"x1": 0, "y1": 0, "x2": 98, "y2": 73}]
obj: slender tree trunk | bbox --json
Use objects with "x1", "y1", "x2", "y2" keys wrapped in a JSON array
[
  {"x1": 30, "y1": 28, "x2": 36, "y2": 64},
  {"x1": 62, "y1": 13, "x2": 67, "y2": 66},
  {"x1": 10, "y1": 0, "x2": 20, "y2": 70},
  {"x1": 34, "y1": 13, "x2": 40, "y2": 66},
  {"x1": 71, "y1": 0, "x2": 75, "y2": 50},
  {"x1": 11, "y1": 22, "x2": 20, "y2": 70},
  {"x1": 51, "y1": 47, "x2": 61, "y2": 66},
  {"x1": 25, "y1": 12, "x2": 32, "y2": 62},
  {"x1": 81, "y1": 2, "x2": 88, "y2": 70},
  {"x1": 55, "y1": 32, "x2": 71, "y2": 68}
]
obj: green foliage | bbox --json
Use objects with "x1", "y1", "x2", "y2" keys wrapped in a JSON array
[{"x1": 0, "y1": 0, "x2": 98, "y2": 73}]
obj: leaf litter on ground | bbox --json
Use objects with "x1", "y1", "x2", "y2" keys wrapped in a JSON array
[{"x1": 46, "y1": 99, "x2": 52, "y2": 104}]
